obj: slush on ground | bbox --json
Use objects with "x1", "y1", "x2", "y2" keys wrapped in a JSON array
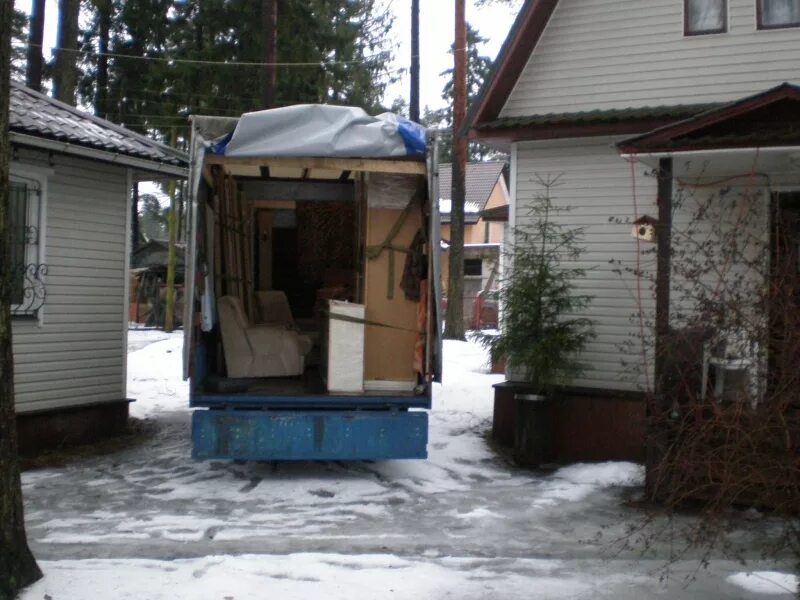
[{"x1": 18, "y1": 331, "x2": 797, "y2": 599}]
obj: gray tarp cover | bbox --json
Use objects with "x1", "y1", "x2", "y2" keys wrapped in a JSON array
[{"x1": 220, "y1": 104, "x2": 425, "y2": 159}]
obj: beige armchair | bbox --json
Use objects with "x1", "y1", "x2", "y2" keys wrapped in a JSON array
[
  {"x1": 255, "y1": 290, "x2": 296, "y2": 327},
  {"x1": 218, "y1": 295, "x2": 311, "y2": 378},
  {"x1": 256, "y1": 290, "x2": 318, "y2": 352}
]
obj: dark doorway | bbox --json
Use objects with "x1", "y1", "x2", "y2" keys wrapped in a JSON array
[
  {"x1": 769, "y1": 191, "x2": 800, "y2": 394},
  {"x1": 272, "y1": 226, "x2": 302, "y2": 313}
]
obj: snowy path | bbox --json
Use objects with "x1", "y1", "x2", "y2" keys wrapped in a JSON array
[{"x1": 19, "y1": 333, "x2": 796, "y2": 599}]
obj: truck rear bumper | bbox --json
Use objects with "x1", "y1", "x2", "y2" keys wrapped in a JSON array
[{"x1": 192, "y1": 409, "x2": 428, "y2": 460}]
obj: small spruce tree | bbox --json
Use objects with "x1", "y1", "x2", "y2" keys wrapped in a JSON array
[{"x1": 482, "y1": 174, "x2": 595, "y2": 393}]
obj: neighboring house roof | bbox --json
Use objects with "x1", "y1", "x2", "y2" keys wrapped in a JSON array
[
  {"x1": 439, "y1": 161, "x2": 507, "y2": 224},
  {"x1": 10, "y1": 81, "x2": 188, "y2": 175},
  {"x1": 132, "y1": 240, "x2": 187, "y2": 270},
  {"x1": 618, "y1": 83, "x2": 800, "y2": 154}
]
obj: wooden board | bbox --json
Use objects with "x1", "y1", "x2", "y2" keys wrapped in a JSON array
[
  {"x1": 257, "y1": 211, "x2": 273, "y2": 291},
  {"x1": 363, "y1": 207, "x2": 423, "y2": 383},
  {"x1": 206, "y1": 155, "x2": 427, "y2": 176}
]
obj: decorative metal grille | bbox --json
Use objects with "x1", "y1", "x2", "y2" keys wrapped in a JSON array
[
  {"x1": 12, "y1": 262, "x2": 48, "y2": 316},
  {"x1": 9, "y1": 180, "x2": 46, "y2": 317}
]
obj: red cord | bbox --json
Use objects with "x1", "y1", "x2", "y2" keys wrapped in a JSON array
[{"x1": 628, "y1": 156, "x2": 652, "y2": 393}]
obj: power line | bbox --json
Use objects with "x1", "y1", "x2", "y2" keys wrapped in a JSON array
[{"x1": 13, "y1": 41, "x2": 393, "y2": 69}]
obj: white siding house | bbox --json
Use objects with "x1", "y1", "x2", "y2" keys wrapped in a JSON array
[
  {"x1": 9, "y1": 82, "x2": 187, "y2": 449},
  {"x1": 514, "y1": 137, "x2": 656, "y2": 392},
  {"x1": 468, "y1": 0, "x2": 800, "y2": 461},
  {"x1": 502, "y1": 0, "x2": 800, "y2": 117}
]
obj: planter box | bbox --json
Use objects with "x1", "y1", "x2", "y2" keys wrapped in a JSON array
[
  {"x1": 514, "y1": 393, "x2": 553, "y2": 467},
  {"x1": 492, "y1": 383, "x2": 517, "y2": 447},
  {"x1": 493, "y1": 381, "x2": 645, "y2": 465}
]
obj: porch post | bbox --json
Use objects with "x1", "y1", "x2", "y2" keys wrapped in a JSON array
[
  {"x1": 654, "y1": 157, "x2": 673, "y2": 389},
  {"x1": 647, "y1": 156, "x2": 673, "y2": 499}
]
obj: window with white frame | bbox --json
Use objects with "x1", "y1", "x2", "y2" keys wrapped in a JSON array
[
  {"x1": 758, "y1": 0, "x2": 800, "y2": 28},
  {"x1": 685, "y1": 0, "x2": 727, "y2": 34},
  {"x1": 9, "y1": 177, "x2": 45, "y2": 316}
]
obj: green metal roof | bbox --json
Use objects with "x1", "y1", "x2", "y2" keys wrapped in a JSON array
[{"x1": 476, "y1": 104, "x2": 721, "y2": 131}]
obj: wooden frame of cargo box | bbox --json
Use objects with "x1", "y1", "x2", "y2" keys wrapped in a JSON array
[{"x1": 184, "y1": 141, "x2": 443, "y2": 461}]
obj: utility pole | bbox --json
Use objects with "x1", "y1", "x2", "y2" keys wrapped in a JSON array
[
  {"x1": 444, "y1": 0, "x2": 467, "y2": 340},
  {"x1": 261, "y1": 0, "x2": 278, "y2": 109},
  {"x1": 410, "y1": 0, "x2": 420, "y2": 122},
  {"x1": 26, "y1": 0, "x2": 46, "y2": 92}
]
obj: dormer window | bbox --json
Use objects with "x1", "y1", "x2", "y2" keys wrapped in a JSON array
[
  {"x1": 685, "y1": 0, "x2": 727, "y2": 34},
  {"x1": 758, "y1": 0, "x2": 800, "y2": 29}
]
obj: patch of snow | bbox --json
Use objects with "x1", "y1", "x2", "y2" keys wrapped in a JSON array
[
  {"x1": 726, "y1": 571, "x2": 798, "y2": 595},
  {"x1": 127, "y1": 332, "x2": 188, "y2": 419},
  {"x1": 553, "y1": 462, "x2": 644, "y2": 488},
  {"x1": 532, "y1": 463, "x2": 645, "y2": 509},
  {"x1": 127, "y1": 328, "x2": 172, "y2": 352},
  {"x1": 453, "y1": 507, "x2": 506, "y2": 520},
  {"x1": 21, "y1": 554, "x2": 651, "y2": 600},
  {"x1": 19, "y1": 329, "x2": 792, "y2": 600}
]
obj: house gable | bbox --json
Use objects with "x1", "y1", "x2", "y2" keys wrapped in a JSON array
[{"x1": 470, "y1": 0, "x2": 800, "y2": 133}]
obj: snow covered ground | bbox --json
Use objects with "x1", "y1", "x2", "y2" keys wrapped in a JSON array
[{"x1": 19, "y1": 332, "x2": 797, "y2": 599}]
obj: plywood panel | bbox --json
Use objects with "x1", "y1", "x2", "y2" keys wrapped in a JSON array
[{"x1": 364, "y1": 206, "x2": 423, "y2": 382}]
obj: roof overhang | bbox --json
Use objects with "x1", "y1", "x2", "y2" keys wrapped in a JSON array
[
  {"x1": 11, "y1": 131, "x2": 188, "y2": 179},
  {"x1": 471, "y1": 105, "x2": 719, "y2": 146},
  {"x1": 618, "y1": 83, "x2": 800, "y2": 155},
  {"x1": 481, "y1": 204, "x2": 509, "y2": 222}
]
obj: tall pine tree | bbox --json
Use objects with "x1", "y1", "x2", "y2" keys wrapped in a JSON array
[
  {"x1": 77, "y1": 0, "x2": 395, "y2": 145},
  {"x1": 1, "y1": 2, "x2": 43, "y2": 598}
]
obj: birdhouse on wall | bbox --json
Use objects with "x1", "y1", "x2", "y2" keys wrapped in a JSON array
[{"x1": 632, "y1": 215, "x2": 658, "y2": 243}]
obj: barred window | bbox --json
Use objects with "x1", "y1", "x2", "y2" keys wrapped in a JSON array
[
  {"x1": 9, "y1": 180, "x2": 44, "y2": 316},
  {"x1": 9, "y1": 182, "x2": 27, "y2": 305}
]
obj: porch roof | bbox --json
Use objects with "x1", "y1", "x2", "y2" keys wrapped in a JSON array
[{"x1": 618, "y1": 83, "x2": 800, "y2": 155}]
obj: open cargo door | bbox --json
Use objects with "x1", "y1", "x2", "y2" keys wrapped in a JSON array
[
  {"x1": 428, "y1": 138, "x2": 443, "y2": 383},
  {"x1": 183, "y1": 116, "x2": 239, "y2": 380}
]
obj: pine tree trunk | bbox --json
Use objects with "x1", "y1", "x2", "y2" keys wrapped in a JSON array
[
  {"x1": 94, "y1": 0, "x2": 112, "y2": 118},
  {"x1": 443, "y1": 0, "x2": 467, "y2": 341},
  {"x1": 410, "y1": 0, "x2": 420, "y2": 123},
  {"x1": 53, "y1": 0, "x2": 80, "y2": 105},
  {"x1": 261, "y1": 0, "x2": 278, "y2": 109},
  {"x1": 25, "y1": 0, "x2": 46, "y2": 92},
  {"x1": 0, "y1": 2, "x2": 43, "y2": 597}
]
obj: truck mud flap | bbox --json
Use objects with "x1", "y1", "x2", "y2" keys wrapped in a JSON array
[{"x1": 192, "y1": 409, "x2": 428, "y2": 461}]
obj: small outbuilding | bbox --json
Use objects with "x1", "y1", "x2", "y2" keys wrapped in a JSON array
[{"x1": 9, "y1": 82, "x2": 187, "y2": 452}]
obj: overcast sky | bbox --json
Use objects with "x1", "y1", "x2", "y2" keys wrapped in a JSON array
[
  {"x1": 385, "y1": 0, "x2": 519, "y2": 110},
  {"x1": 14, "y1": 0, "x2": 520, "y2": 111}
]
